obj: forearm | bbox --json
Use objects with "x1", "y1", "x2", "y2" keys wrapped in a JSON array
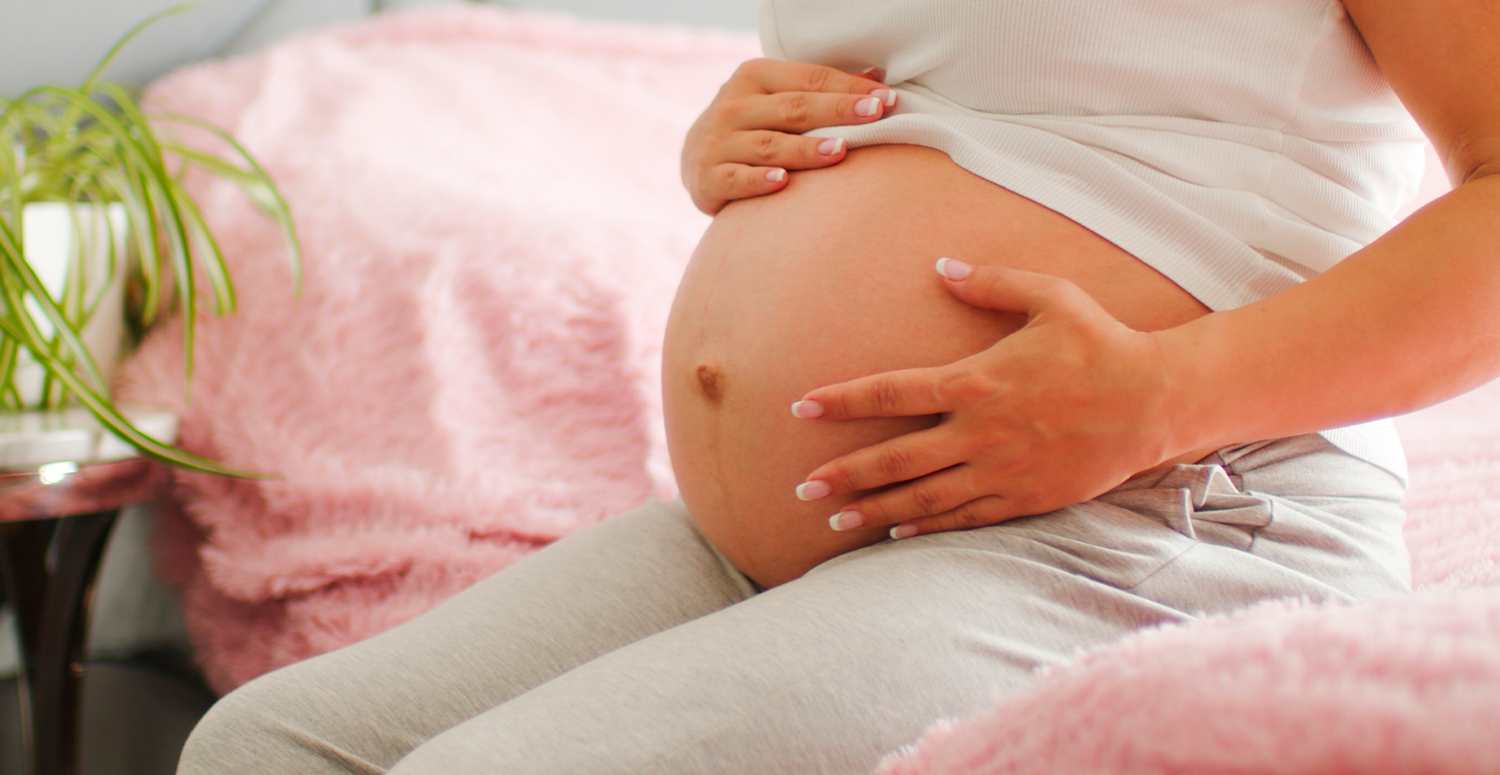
[{"x1": 1158, "y1": 173, "x2": 1500, "y2": 452}]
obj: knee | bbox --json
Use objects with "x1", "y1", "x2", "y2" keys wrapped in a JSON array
[
  {"x1": 177, "y1": 680, "x2": 273, "y2": 774},
  {"x1": 178, "y1": 672, "x2": 369, "y2": 775}
]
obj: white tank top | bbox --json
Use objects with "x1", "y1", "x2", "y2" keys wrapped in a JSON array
[{"x1": 758, "y1": 0, "x2": 1424, "y2": 482}]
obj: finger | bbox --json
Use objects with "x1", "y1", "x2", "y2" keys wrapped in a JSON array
[
  {"x1": 802, "y1": 425, "x2": 966, "y2": 497},
  {"x1": 698, "y1": 163, "x2": 790, "y2": 214},
  {"x1": 718, "y1": 130, "x2": 848, "y2": 172},
  {"x1": 733, "y1": 90, "x2": 893, "y2": 135},
  {"x1": 795, "y1": 365, "x2": 956, "y2": 422},
  {"x1": 855, "y1": 66, "x2": 887, "y2": 83},
  {"x1": 828, "y1": 465, "x2": 979, "y2": 531},
  {"x1": 734, "y1": 58, "x2": 891, "y2": 98},
  {"x1": 886, "y1": 495, "x2": 1019, "y2": 540},
  {"x1": 935, "y1": 259, "x2": 1089, "y2": 319}
]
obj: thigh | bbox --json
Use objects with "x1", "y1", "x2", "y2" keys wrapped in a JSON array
[
  {"x1": 1225, "y1": 433, "x2": 1410, "y2": 597},
  {"x1": 387, "y1": 504, "x2": 1206, "y2": 775},
  {"x1": 387, "y1": 436, "x2": 1409, "y2": 775},
  {"x1": 1100, "y1": 434, "x2": 1409, "y2": 612},
  {"x1": 177, "y1": 498, "x2": 755, "y2": 775}
]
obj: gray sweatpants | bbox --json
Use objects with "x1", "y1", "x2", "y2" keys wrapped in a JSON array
[{"x1": 177, "y1": 435, "x2": 1409, "y2": 775}]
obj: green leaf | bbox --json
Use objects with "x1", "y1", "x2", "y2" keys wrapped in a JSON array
[
  {"x1": 79, "y1": 5, "x2": 193, "y2": 96},
  {"x1": 0, "y1": 217, "x2": 109, "y2": 395},
  {"x1": 155, "y1": 114, "x2": 302, "y2": 295},
  {"x1": 170, "y1": 185, "x2": 235, "y2": 316}
]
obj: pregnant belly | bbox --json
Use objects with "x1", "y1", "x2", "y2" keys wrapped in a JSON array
[{"x1": 662, "y1": 145, "x2": 1211, "y2": 588}]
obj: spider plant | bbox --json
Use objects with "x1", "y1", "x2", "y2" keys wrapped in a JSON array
[{"x1": 0, "y1": 7, "x2": 300, "y2": 476}]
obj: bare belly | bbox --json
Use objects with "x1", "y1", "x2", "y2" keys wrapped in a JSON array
[{"x1": 662, "y1": 145, "x2": 1211, "y2": 588}]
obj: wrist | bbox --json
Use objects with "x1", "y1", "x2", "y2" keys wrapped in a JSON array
[{"x1": 1146, "y1": 320, "x2": 1224, "y2": 459}]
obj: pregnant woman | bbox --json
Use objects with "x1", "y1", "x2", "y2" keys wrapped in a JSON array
[{"x1": 181, "y1": 0, "x2": 1500, "y2": 772}]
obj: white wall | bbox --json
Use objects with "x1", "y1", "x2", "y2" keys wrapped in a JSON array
[{"x1": 0, "y1": 0, "x2": 755, "y2": 97}]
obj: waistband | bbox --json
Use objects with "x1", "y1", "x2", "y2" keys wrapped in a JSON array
[{"x1": 1317, "y1": 418, "x2": 1406, "y2": 487}]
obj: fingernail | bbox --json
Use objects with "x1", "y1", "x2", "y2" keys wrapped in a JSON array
[
  {"x1": 855, "y1": 97, "x2": 881, "y2": 117},
  {"x1": 830, "y1": 510, "x2": 865, "y2": 531},
  {"x1": 859, "y1": 66, "x2": 884, "y2": 77},
  {"x1": 766, "y1": 168, "x2": 786, "y2": 182},
  {"x1": 872, "y1": 88, "x2": 896, "y2": 107},
  {"x1": 790, "y1": 400, "x2": 824, "y2": 419},
  {"x1": 890, "y1": 524, "x2": 919, "y2": 540},
  {"x1": 817, "y1": 137, "x2": 844, "y2": 156},
  {"x1": 935, "y1": 257, "x2": 973, "y2": 281},
  {"x1": 796, "y1": 480, "x2": 831, "y2": 501}
]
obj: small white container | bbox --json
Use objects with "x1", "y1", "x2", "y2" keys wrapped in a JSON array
[{"x1": 13, "y1": 201, "x2": 129, "y2": 408}]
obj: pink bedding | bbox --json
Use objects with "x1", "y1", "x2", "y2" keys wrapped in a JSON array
[
  {"x1": 124, "y1": 6, "x2": 1499, "y2": 771},
  {"x1": 873, "y1": 388, "x2": 1500, "y2": 774},
  {"x1": 125, "y1": 6, "x2": 756, "y2": 692}
]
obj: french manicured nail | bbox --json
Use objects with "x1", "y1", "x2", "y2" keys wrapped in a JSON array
[
  {"x1": 797, "y1": 480, "x2": 831, "y2": 501},
  {"x1": 790, "y1": 400, "x2": 824, "y2": 419},
  {"x1": 830, "y1": 510, "x2": 865, "y2": 531},
  {"x1": 890, "y1": 524, "x2": 919, "y2": 540},
  {"x1": 817, "y1": 137, "x2": 845, "y2": 156},
  {"x1": 855, "y1": 97, "x2": 881, "y2": 117},
  {"x1": 766, "y1": 168, "x2": 786, "y2": 182},
  {"x1": 935, "y1": 257, "x2": 973, "y2": 281},
  {"x1": 872, "y1": 88, "x2": 896, "y2": 107}
]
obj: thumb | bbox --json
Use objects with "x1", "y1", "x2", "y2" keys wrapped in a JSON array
[{"x1": 934, "y1": 258, "x2": 1073, "y2": 318}]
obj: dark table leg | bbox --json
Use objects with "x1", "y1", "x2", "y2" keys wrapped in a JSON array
[{"x1": 1, "y1": 510, "x2": 120, "y2": 775}]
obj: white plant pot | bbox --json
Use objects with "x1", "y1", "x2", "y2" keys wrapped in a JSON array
[
  {"x1": 0, "y1": 202, "x2": 177, "y2": 466},
  {"x1": 13, "y1": 201, "x2": 129, "y2": 408}
]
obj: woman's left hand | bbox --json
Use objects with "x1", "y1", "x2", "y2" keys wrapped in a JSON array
[{"x1": 793, "y1": 258, "x2": 1188, "y2": 539}]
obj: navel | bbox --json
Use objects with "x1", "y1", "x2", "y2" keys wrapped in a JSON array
[{"x1": 695, "y1": 361, "x2": 725, "y2": 403}]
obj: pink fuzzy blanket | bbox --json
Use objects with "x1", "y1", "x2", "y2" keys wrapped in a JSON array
[
  {"x1": 124, "y1": 6, "x2": 1500, "y2": 772},
  {"x1": 124, "y1": 6, "x2": 756, "y2": 693},
  {"x1": 873, "y1": 384, "x2": 1500, "y2": 775}
]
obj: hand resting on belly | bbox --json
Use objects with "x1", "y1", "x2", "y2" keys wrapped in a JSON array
[{"x1": 663, "y1": 145, "x2": 1213, "y2": 588}]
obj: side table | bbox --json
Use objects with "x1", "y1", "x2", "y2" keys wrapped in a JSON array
[{"x1": 0, "y1": 408, "x2": 176, "y2": 775}]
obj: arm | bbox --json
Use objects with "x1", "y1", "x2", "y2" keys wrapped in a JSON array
[
  {"x1": 793, "y1": 0, "x2": 1500, "y2": 536},
  {"x1": 1158, "y1": 0, "x2": 1500, "y2": 451}
]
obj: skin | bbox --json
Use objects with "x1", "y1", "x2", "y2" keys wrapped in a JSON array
[
  {"x1": 673, "y1": 0, "x2": 1500, "y2": 582},
  {"x1": 664, "y1": 145, "x2": 1211, "y2": 588}
]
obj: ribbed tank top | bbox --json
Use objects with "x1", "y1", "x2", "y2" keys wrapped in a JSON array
[{"x1": 758, "y1": 0, "x2": 1427, "y2": 483}]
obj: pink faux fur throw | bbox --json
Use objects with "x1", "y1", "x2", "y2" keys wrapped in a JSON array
[
  {"x1": 872, "y1": 385, "x2": 1500, "y2": 775},
  {"x1": 126, "y1": 6, "x2": 1500, "y2": 772},
  {"x1": 122, "y1": 6, "x2": 757, "y2": 694},
  {"x1": 873, "y1": 587, "x2": 1500, "y2": 775}
]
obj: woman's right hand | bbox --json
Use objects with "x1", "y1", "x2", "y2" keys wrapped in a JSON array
[{"x1": 682, "y1": 59, "x2": 896, "y2": 215}]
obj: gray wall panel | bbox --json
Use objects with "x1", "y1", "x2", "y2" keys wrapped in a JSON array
[
  {"x1": 0, "y1": 0, "x2": 370, "y2": 96},
  {"x1": 0, "y1": 0, "x2": 754, "y2": 98},
  {"x1": 492, "y1": 0, "x2": 754, "y2": 31}
]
